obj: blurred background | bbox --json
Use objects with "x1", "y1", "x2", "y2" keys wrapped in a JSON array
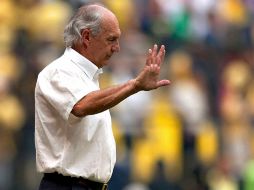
[{"x1": 1, "y1": 0, "x2": 254, "y2": 189}]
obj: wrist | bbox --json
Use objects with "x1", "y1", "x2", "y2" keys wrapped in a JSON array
[{"x1": 129, "y1": 79, "x2": 141, "y2": 94}]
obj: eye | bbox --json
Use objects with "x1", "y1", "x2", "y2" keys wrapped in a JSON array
[
  {"x1": 107, "y1": 35, "x2": 119, "y2": 42},
  {"x1": 107, "y1": 38, "x2": 116, "y2": 42}
]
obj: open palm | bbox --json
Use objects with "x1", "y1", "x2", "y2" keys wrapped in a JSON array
[{"x1": 134, "y1": 44, "x2": 170, "y2": 91}]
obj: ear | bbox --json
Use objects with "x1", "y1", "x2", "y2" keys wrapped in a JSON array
[{"x1": 81, "y1": 29, "x2": 91, "y2": 47}]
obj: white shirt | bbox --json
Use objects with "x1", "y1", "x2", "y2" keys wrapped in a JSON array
[{"x1": 35, "y1": 48, "x2": 116, "y2": 183}]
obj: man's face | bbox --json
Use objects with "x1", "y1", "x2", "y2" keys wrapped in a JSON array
[{"x1": 86, "y1": 16, "x2": 121, "y2": 68}]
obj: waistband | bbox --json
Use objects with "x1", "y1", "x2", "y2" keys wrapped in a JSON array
[{"x1": 43, "y1": 172, "x2": 108, "y2": 190}]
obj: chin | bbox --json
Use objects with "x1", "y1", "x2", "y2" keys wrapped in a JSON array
[
  {"x1": 103, "y1": 61, "x2": 110, "y2": 67},
  {"x1": 102, "y1": 62, "x2": 108, "y2": 67},
  {"x1": 97, "y1": 61, "x2": 109, "y2": 68}
]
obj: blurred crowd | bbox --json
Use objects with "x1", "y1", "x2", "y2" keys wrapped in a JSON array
[{"x1": 1, "y1": 0, "x2": 254, "y2": 189}]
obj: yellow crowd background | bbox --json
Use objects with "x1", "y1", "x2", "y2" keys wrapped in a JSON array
[{"x1": 1, "y1": 0, "x2": 254, "y2": 190}]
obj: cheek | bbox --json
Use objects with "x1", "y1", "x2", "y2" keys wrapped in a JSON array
[
  {"x1": 100, "y1": 46, "x2": 111, "y2": 55},
  {"x1": 90, "y1": 41, "x2": 111, "y2": 58},
  {"x1": 95, "y1": 45, "x2": 110, "y2": 54},
  {"x1": 95, "y1": 50, "x2": 108, "y2": 61}
]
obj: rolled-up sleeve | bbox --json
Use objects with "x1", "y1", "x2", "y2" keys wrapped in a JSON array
[{"x1": 37, "y1": 69, "x2": 91, "y2": 121}]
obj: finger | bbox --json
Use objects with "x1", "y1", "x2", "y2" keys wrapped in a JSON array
[
  {"x1": 156, "y1": 45, "x2": 165, "y2": 66},
  {"x1": 150, "y1": 64, "x2": 159, "y2": 74},
  {"x1": 152, "y1": 44, "x2": 158, "y2": 57},
  {"x1": 160, "y1": 45, "x2": 166, "y2": 64},
  {"x1": 146, "y1": 48, "x2": 152, "y2": 66},
  {"x1": 151, "y1": 44, "x2": 158, "y2": 66},
  {"x1": 156, "y1": 79, "x2": 171, "y2": 87},
  {"x1": 153, "y1": 64, "x2": 160, "y2": 74}
]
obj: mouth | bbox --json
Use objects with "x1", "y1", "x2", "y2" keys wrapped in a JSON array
[{"x1": 106, "y1": 55, "x2": 112, "y2": 60}]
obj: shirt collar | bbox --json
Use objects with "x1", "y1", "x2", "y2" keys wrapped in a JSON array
[{"x1": 64, "y1": 47, "x2": 103, "y2": 80}]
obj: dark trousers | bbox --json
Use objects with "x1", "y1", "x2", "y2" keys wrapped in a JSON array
[{"x1": 38, "y1": 173, "x2": 108, "y2": 190}]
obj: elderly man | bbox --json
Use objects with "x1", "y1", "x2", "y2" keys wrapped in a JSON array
[{"x1": 35, "y1": 3, "x2": 170, "y2": 190}]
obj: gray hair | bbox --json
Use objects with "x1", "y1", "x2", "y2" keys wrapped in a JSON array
[{"x1": 63, "y1": 4, "x2": 105, "y2": 47}]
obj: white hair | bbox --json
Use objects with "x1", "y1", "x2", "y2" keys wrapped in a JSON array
[{"x1": 63, "y1": 4, "x2": 105, "y2": 47}]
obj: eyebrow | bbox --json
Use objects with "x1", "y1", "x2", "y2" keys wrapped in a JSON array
[
  {"x1": 107, "y1": 31, "x2": 121, "y2": 39},
  {"x1": 107, "y1": 35, "x2": 119, "y2": 39}
]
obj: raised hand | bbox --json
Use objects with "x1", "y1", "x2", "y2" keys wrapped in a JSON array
[{"x1": 134, "y1": 44, "x2": 170, "y2": 91}]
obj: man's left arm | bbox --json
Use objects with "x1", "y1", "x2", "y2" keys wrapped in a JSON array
[{"x1": 71, "y1": 45, "x2": 170, "y2": 117}]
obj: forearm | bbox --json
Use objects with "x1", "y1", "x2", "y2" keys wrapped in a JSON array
[
  {"x1": 71, "y1": 79, "x2": 139, "y2": 117},
  {"x1": 71, "y1": 44, "x2": 170, "y2": 117}
]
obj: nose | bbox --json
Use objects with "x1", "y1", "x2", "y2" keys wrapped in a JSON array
[{"x1": 112, "y1": 41, "x2": 120, "y2": 52}]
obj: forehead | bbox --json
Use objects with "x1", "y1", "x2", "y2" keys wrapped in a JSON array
[{"x1": 100, "y1": 13, "x2": 121, "y2": 36}]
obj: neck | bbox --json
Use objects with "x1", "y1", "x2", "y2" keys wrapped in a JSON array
[
  {"x1": 71, "y1": 43, "x2": 101, "y2": 68},
  {"x1": 72, "y1": 43, "x2": 85, "y2": 57}
]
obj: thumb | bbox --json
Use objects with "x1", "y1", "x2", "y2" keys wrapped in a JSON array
[{"x1": 156, "y1": 80, "x2": 171, "y2": 88}]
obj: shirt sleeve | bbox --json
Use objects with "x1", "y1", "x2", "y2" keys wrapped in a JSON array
[{"x1": 37, "y1": 69, "x2": 92, "y2": 121}]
